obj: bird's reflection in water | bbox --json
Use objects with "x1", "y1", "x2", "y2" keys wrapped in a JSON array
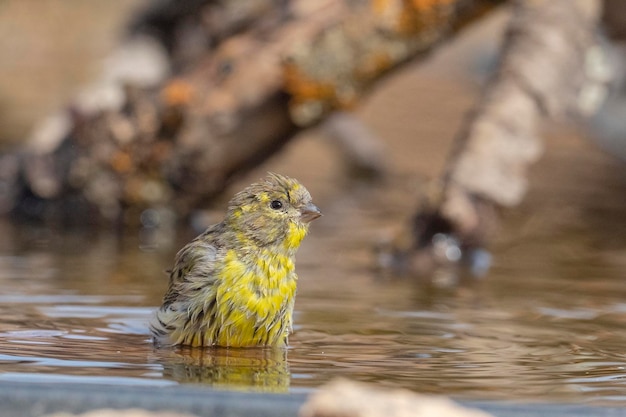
[{"x1": 153, "y1": 346, "x2": 290, "y2": 392}]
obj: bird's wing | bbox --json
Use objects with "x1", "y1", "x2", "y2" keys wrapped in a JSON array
[{"x1": 161, "y1": 224, "x2": 223, "y2": 308}]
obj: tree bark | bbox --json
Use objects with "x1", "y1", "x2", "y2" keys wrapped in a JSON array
[
  {"x1": 6, "y1": 0, "x2": 504, "y2": 226},
  {"x1": 380, "y1": 0, "x2": 606, "y2": 276}
]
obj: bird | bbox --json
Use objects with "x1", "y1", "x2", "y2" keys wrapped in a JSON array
[{"x1": 150, "y1": 173, "x2": 321, "y2": 348}]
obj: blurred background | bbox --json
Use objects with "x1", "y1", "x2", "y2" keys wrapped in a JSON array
[
  {"x1": 0, "y1": 0, "x2": 625, "y2": 405},
  {"x1": 0, "y1": 0, "x2": 145, "y2": 148}
]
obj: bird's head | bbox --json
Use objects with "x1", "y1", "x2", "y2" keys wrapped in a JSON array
[{"x1": 226, "y1": 173, "x2": 321, "y2": 248}]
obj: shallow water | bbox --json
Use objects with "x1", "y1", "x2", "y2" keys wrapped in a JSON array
[
  {"x1": 0, "y1": 154, "x2": 625, "y2": 405},
  {"x1": 1, "y1": 5, "x2": 626, "y2": 405}
]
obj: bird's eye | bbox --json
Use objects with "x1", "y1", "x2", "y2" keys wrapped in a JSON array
[{"x1": 270, "y1": 200, "x2": 283, "y2": 210}]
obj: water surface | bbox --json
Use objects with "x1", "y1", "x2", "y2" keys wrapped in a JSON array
[
  {"x1": 0, "y1": 157, "x2": 625, "y2": 405},
  {"x1": 1, "y1": 9, "x2": 625, "y2": 402}
]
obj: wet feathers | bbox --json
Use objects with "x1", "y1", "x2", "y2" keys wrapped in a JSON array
[{"x1": 150, "y1": 173, "x2": 321, "y2": 347}]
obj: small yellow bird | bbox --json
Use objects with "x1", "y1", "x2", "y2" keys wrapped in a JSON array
[{"x1": 151, "y1": 173, "x2": 321, "y2": 348}]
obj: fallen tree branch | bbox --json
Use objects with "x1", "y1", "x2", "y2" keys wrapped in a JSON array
[
  {"x1": 380, "y1": 0, "x2": 607, "y2": 275},
  {"x1": 4, "y1": 0, "x2": 504, "y2": 226}
]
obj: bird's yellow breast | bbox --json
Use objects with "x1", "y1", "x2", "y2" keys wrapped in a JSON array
[{"x1": 212, "y1": 249, "x2": 297, "y2": 347}]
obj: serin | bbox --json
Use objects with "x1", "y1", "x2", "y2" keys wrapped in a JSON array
[{"x1": 150, "y1": 173, "x2": 321, "y2": 347}]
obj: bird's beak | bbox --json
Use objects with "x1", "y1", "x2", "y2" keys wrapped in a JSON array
[{"x1": 300, "y1": 202, "x2": 322, "y2": 223}]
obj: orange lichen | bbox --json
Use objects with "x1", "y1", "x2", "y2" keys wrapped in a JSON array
[
  {"x1": 161, "y1": 79, "x2": 194, "y2": 107},
  {"x1": 410, "y1": 0, "x2": 454, "y2": 11},
  {"x1": 283, "y1": 61, "x2": 337, "y2": 104},
  {"x1": 283, "y1": 0, "x2": 480, "y2": 126},
  {"x1": 398, "y1": 0, "x2": 445, "y2": 34},
  {"x1": 110, "y1": 150, "x2": 133, "y2": 174},
  {"x1": 357, "y1": 51, "x2": 394, "y2": 80},
  {"x1": 371, "y1": 0, "x2": 454, "y2": 16},
  {"x1": 372, "y1": 0, "x2": 455, "y2": 35},
  {"x1": 372, "y1": 0, "x2": 395, "y2": 16}
]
